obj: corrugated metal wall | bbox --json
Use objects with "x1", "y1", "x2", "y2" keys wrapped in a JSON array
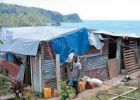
[
  {"x1": 80, "y1": 39, "x2": 109, "y2": 80},
  {"x1": 40, "y1": 39, "x2": 109, "y2": 92},
  {"x1": 80, "y1": 55, "x2": 109, "y2": 80},
  {"x1": 42, "y1": 42, "x2": 57, "y2": 92}
]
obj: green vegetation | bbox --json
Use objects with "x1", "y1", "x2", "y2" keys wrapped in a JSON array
[
  {"x1": 60, "y1": 81, "x2": 75, "y2": 100},
  {"x1": 0, "y1": 3, "x2": 82, "y2": 26},
  {"x1": 115, "y1": 90, "x2": 140, "y2": 100},
  {"x1": 88, "y1": 84, "x2": 139, "y2": 100},
  {"x1": 63, "y1": 13, "x2": 82, "y2": 22},
  {"x1": 0, "y1": 76, "x2": 11, "y2": 95}
]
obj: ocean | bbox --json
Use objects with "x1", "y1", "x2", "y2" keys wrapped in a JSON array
[{"x1": 59, "y1": 20, "x2": 140, "y2": 34}]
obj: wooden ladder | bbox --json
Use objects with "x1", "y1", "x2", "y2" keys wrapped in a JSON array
[{"x1": 123, "y1": 40, "x2": 140, "y2": 74}]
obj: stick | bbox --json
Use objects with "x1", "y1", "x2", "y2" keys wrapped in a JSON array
[
  {"x1": 109, "y1": 93, "x2": 136, "y2": 100},
  {"x1": 109, "y1": 87, "x2": 138, "y2": 100}
]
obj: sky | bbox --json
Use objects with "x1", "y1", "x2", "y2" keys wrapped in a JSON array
[{"x1": 1, "y1": 0, "x2": 140, "y2": 20}]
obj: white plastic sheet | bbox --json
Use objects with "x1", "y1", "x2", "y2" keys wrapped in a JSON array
[
  {"x1": 0, "y1": 26, "x2": 82, "y2": 55},
  {"x1": 88, "y1": 32, "x2": 104, "y2": 50}
]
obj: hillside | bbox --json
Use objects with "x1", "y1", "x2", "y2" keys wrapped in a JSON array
[
  {"x1": 0, "y1": 3, "x2": 82, "y2": 26},
  {"x1": 63, "y1": 13, "x2": 82, "y2": 22}
]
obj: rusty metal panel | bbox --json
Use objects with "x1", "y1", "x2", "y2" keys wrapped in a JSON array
[{"x1": 42, "y1": 59, "x2": 57, "y2": 90}]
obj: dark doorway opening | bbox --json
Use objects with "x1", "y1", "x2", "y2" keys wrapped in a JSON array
[
  {"x1": 109, "y1": 37, "x2": 117, "y2": 59},
  {"x1": 24, "y1": 56, "x2": 31, "y2": 85}
]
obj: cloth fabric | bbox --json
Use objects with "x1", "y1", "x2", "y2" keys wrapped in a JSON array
[
  {"x1": 51, "y1": 28, "x2": 90, "y2": 64},
  {"x1": 66, "y1": 52, "x2": 75, "y2": 63},
  {"x1": 72, "y1": 80, "x2": 79, "y2": 96},
  {"x1": 70, "y1": 61, "x2": 81, "y2": 81},
  {"x1": 6, "y1": 53, "x2": 14, "y2": 63},
  {"x1": 68, "y1": 61, "x2": 81, "y2": 87}
]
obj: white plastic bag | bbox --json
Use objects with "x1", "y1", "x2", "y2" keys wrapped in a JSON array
[{"x1": 91, "y1": 78, "x2": 102, "y2": 86}]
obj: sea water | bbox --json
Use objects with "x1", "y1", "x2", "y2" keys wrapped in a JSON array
[{"x1": 59, "y1": 20, "x2": 140, "y2": 34}]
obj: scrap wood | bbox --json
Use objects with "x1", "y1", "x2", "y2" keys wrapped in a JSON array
[{"x1": 108, "y1": 58, "x2": 119, "y2": 78}]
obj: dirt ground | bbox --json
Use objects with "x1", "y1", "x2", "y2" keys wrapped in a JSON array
[{"x1": 42, "y1": 70, "x2": 140, "y2": 100}]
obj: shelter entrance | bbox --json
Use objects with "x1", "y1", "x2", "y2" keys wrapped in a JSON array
[
  {"x1": 108, "y1": 37, "x2": 117, "y2": 59},
  {"x1": 24, "y1": 56, "x2": 31, "y2": 85}
]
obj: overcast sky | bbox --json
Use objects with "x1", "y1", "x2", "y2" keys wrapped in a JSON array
[{"x1": 1, "y1": 0, "x2": 140, "y2": 20}]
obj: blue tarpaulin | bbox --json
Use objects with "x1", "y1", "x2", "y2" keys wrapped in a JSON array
[
  {"x1": 51, "y1": 28, "x2": 90, "y2": 64},
  {"x1": 0, "y1": 26, "x2": 81, "y2": 55}
]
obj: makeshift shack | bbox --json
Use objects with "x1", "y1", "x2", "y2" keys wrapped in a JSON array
[
  {"x1": 0, "y1": 26, "x2": 110, "y2": 95},
  {"x1": 94, "y1": 30, "x2": 140, "y2": 78}
]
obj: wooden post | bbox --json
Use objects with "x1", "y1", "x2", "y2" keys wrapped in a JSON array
[
  {"x1": 55, "y1": 54, "x2": 61, "y2": 94},
  {"x1": 30, "y1": 56, "x2": 35, "y2": 99},
  {"x1": 116, "y1": 38, "x2": 122, "y2": 73},
  {"x1": 40, "y1": 44, "x2": 44, "y2": 95},
  {"x1": 39, "y1": 52, "x2": 42, "y2": 93}
]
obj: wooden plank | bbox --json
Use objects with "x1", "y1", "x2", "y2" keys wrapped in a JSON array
[
  {"x1": 123, "y1": 52, "x2": 134, "y2": 55},
  {"x1": 116, "y1": 38, "x2": 122, "y2": 73},
  {"x1": 129, "y1": 45, "x2": 137, "y2": 48},
  {"x1": 126, "y1": 66, "x2": 139, "y2": 72},
  {"x1": 126, "y1": 65, "x2": 138, "y2": 69},
  {"x1": 124, "y1": 53, "x2": 135, "y2": 56},
  {"x1": 125, "y1": 59, "x2": 135, "y2": 63},
  {"x1": 124, "y1": 52, "x2": 135, "y2": 56},
  {"x1": 124, "y1": 57, "x2": 135, "y2": 61},
  {"x1": 123, "y1": 54, "x2": 135, "y2": 58},
  {"x1": 39, "y1": 52, "x2": 43, "y2": 93},
  {"x1": 125, "y1": 65, "x2": 136, "y2": 70},
  {"x1": 123, "y1": 41, "x2": 139, "y2": 74},
  {"x1": 129, "y1": 47, "x2": 136, "y2": 49},
  {"x1": 127, "y1": 69, "x2": 140, "y2": 74},
  {"x1": 124, "y1": 49, "x2": 133, "y2": 53},
  {"x1": 127, "y1": 68, "x2": 139, "y2": 73},
  {"x1": 125, "y1": 62, "x2": 135, "y2": 66},
  {"x1": 55, "y1": 54, "x2": 61, "y2": 94}
]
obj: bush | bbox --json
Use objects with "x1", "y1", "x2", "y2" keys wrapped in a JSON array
[
  {"x1": 0, "y1": 77, "x2": 10, "y2": 95},
  {"x1": 60, "y1": 81, "x2": 75, "y2": 100}
]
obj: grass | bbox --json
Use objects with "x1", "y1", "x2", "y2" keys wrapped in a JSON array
[
  {"x1": 88, "y1": 83, "x2": 140, "y2": 100},
  {"x1": 115, "y1": 89, "x2": 140, "y2": 100},
  {"x1": 127, "y1": 89, "x2": 140, "y2": 99}
]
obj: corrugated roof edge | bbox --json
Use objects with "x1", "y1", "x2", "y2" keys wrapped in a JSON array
[{"x1": 92, "y1": 29, "x2": 140, "y2": 38}]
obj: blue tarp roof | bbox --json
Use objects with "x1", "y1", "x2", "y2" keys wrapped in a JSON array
[
  {"x1": 0, "y1": 26, "x2": 85, "y2": 55},
  {"x1": 51, "y1": 28, "x2": 90, "y2": 63}
]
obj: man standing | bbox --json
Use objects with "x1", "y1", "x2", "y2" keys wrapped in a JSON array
[{"x1": 69, "y1": 55, "x2": 81, "y2": 97}]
